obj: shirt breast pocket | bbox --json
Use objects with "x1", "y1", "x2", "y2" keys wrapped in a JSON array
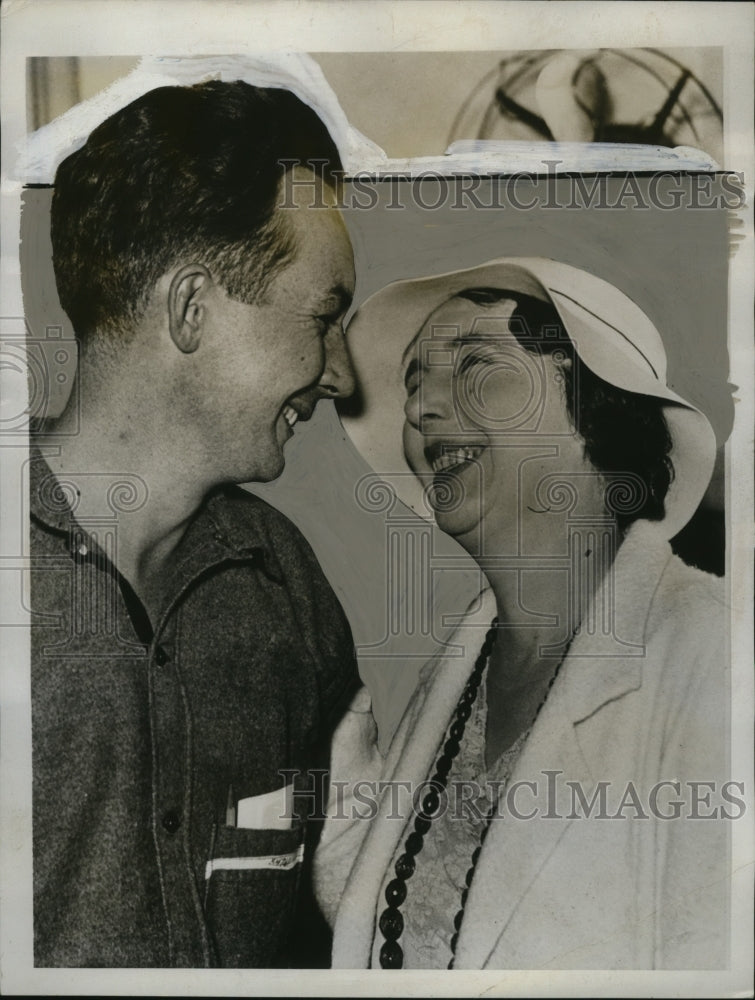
[{"x1": 204, "y1": 821, "x2": 305, "y2": 967}]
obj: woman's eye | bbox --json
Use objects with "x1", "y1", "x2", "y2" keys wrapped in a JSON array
[
  {"x1": 455, "y1": 350, "x2": 498, "y2": 376},
  {"x1": 403, "y1": 359, "x2": 421, "y2": 396},
  {"x1": 404, "y1": 374, "x2": 419, "y2": 397}
]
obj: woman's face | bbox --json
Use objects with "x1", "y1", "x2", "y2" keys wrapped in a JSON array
[{"x1": 402, "y1": 295, "x2": 600, "y2": 553}]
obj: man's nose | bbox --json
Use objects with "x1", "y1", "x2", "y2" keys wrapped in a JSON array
[{"x1": 319, "y1": 326, "x2": 356, "y2": 399}]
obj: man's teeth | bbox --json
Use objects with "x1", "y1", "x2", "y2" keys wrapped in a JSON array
[
  {"x1": 431, "y1": 447, "x2": 482, "y2": 473},
  {"x1": 283, "y1": 404, "x2": 299, "y2": 429}
]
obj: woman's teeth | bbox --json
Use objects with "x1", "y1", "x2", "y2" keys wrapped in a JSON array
[
  {"x1": 431, "y1": 447, "x2": 482, "y2": 473},
  {"x1": 283, "y1": 404, "x2": 299, "y2": 429}
]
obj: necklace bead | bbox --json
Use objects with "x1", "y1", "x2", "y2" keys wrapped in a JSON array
[
  {"x1": 456, "y1": 702, "x2": 473, "y2": 723},
  {"x1": 380, "y1": 939, "x2": 403, "y2": 969},
  {"x1": 394, "y1": 853, "x2": 415, "y2": 880},
  {"x1": 405, "y1": 831, "x2": 424, "y2": 856},
  {"x1": 413, "y1": 816, "x2": 432, "y2": 836},
  {"x1": 379, "y1": 906, "x2": 404, "y2": 940},
  {"x1": 384, "y1": 878, "x2": 408, "y2": 907},
  {"x1": 420, "y1": 788, "x2": 441, "y2": 815},
  {"x1": 449, "y1": 719, "x2": 466, "y2": 741},
  {"x1": 434, "y1": 754, "x2": 453, "y2": 779}
]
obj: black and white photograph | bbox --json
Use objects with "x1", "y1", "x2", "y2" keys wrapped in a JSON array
[{"x1": 0, "y1": 2, "x2": 752, "y2": 996}]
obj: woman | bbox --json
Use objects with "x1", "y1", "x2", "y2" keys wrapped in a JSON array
[{"x1": 317, "y1": 258, "x2": 728, "y2": 970}]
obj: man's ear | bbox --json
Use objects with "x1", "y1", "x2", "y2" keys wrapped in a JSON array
[{"x1": 168, "y1": 264, "x2": 213, "y2": 354}]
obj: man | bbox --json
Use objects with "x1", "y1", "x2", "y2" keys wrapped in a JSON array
[{"x1": 29, "y1": 80, "x2": 359, "y2": 967}]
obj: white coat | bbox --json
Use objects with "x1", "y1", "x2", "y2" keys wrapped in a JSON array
[{"x1": 318, "y1": 520, "x2": 731, "y2": 969}]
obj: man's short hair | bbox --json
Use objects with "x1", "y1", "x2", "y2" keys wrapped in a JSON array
[{"x1": 51, "y1": 80, "x2": 343, "y2": 341}]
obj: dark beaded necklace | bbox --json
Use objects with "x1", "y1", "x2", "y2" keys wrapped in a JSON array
[
  {"x1": 378, "y1": 618, "x2": 499, "y2": 970},
  {"x1": 378, "y1": 618, "x2": 569, "y2": 970}
]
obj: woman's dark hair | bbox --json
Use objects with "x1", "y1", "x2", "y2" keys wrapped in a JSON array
[
  {"x1": 51, "y1": 80, "x2": 342, "y2": 341},
  {"x1": 455, "y1": 287, "x2": 674, "y2": 528}
]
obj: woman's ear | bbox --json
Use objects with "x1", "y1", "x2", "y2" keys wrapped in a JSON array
[
  {"x1": 551, "y1": 349, "x2": 573, "y2": 373},
  {"x1": 168, "y1": 264, "x2": 212, "y2": 354},
  {"x1": 550, "y1": 349, "x2": 573, "y2": 396}
]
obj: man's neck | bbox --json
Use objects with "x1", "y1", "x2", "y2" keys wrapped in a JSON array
[{"x1": 34, "y1": 393, "x2": 213, "y2": 614}]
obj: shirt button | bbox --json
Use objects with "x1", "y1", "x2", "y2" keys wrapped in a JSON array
[
  {"x1": 162, "y1": 810, "x2": 181, "y2": 834},
  {"x1": 154, "y1": 645, "x2": 169, "y2": 666}
]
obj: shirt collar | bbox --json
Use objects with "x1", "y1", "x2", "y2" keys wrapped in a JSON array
[
  {"x1": 28, "y1": 446, "x2": 78, "y2": 535},
  {"x1": 28, "y1": 446, "x2": 281, "y2": 581}
]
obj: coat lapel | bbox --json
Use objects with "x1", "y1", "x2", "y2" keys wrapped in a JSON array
[{"x1": 456, "y1": 522, "x2": 672, "y2": 968}]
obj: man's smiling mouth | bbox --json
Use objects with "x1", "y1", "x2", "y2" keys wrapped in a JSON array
[
  {"x1": 282, "y1": 396, "x2": 316, "y2": 430},
  {"x1": 282, "y1": 404, "x2": 299, "y2": 429}
]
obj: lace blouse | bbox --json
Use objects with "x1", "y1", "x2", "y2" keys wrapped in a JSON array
[{"x1": 396, "y1": 672, "x2": 530, "y2": 969}]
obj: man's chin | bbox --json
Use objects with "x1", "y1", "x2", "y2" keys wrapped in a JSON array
[
  {"x1": 239, "y1": 446, "x2": 286, "y2": 487},
  {"x1": 260, "y1": 454, "x2": 287, "y2": 484}
]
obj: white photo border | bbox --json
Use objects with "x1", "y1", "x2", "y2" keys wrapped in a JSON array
[{"x1": 1, "y1": 2, "x2": 752, "y2": 996}]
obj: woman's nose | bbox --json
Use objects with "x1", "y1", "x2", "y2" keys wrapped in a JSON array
[{"x1": 403, "y1": 367, "x2": 452, "y2": 430}]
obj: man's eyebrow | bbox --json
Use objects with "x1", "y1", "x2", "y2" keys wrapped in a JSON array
[{"x1": 319, "y1": 283, "x2": 353, "y2": 315}]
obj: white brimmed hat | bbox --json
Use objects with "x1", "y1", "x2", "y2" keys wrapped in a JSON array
[{"x1": 341, "y1": 257, "x2": 716, "y2": 540}]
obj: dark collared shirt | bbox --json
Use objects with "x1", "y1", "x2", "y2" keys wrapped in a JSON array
[{"x1": 29, "y1": 450, "x2": 358, "y2": 967}]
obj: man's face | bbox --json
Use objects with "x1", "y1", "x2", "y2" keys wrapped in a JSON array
[{"x1": 198, "y1": 170, "x2": 355, "y2": 483}]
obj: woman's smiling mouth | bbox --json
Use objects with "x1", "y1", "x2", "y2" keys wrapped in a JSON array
[{"x1": 426, "y1": 444, "x2": 484, "y2": 474}]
